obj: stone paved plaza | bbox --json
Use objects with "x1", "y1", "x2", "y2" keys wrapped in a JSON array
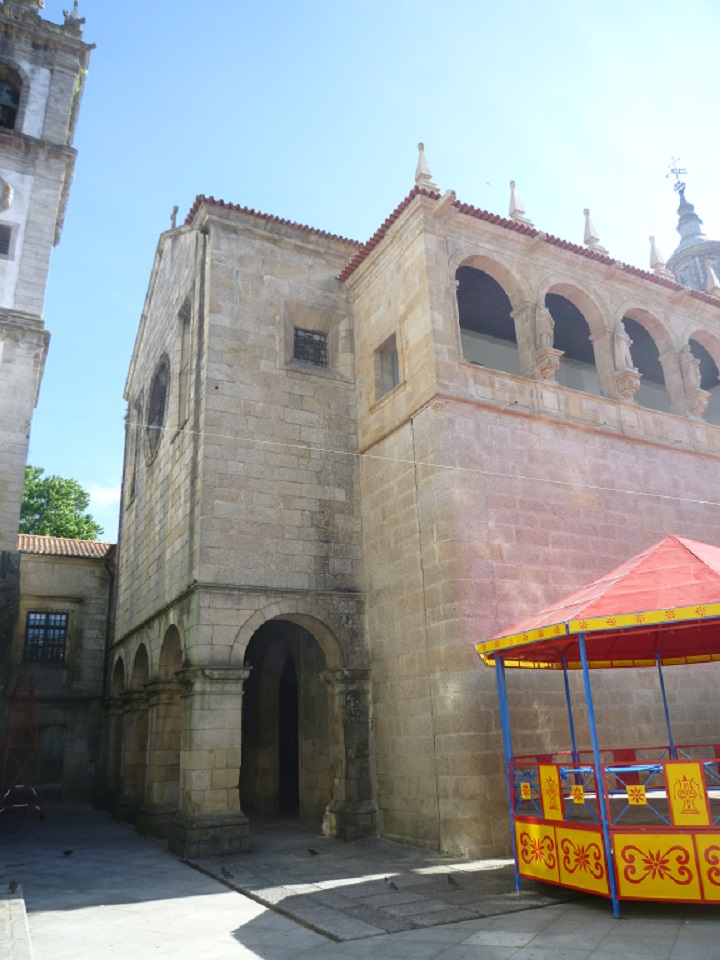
[{"x1": 1, "y1": 804, "x2": 718, "y2": 959}]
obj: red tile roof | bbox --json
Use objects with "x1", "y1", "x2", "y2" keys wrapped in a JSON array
[
  {"x1": 184, "y1": 188, "x2": 720, "y2": 311},
  {"x1": 184, "y1": 195, "x2": 360, "y2": 247},
  {"x1": 338, "y1": 186, "x2": 441, "y2": 282},
  {"x1": 17, "y1": 535, "x2": 115, "y2": 559}
]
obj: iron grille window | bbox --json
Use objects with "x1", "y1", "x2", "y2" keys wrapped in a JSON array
[
  {"x1": 293, "y1": 328, "x2": 327, "y2": 367},
  {"x1": 23, "y1": 612, "x2": 69, "y2": 663}
]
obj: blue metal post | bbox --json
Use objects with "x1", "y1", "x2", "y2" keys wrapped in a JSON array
[
  {"x1": 579, "y1": 633, "x2": 620, "y2": 918},
  {"x1": 495, "y1": 654, "x2": 520, "y2": 891},
  {"x1": 656, "y1": 652, "x2": 676, "y2": 760},
  {"x1": 562, "y1": 656, "x2": 579, "y2": 763}
]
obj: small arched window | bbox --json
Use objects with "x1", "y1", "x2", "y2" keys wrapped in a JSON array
[
  {"x1": 146, "y1": 357, "x2": 169, "y2": 459},
  {"x1": 0, "y1": 80, "x2": 19, "y2": 130}
]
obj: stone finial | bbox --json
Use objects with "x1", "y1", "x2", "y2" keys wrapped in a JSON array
[
  {"x1": 509, "y1": 180, "x2": 534, "y2": 227},
  {"x1": 583, "y1": 208, "x2": 608, "y2": 254},
  {"x1": 4, "y1": 0, "x2": 44, "y2": 17},
  {"x1": 170, "y1": 205, "x2": 179, "y2": 230},
  {"x1": 649, "y1": 235, "x2": 673, "y2": 278},
  {"x1": 415, "y1": 143, "x2": 438, "y2": 192},
  {"x1": 706, "y1": 260, "x2": 720, "y2": 296},
  {"x1": 63, "y1": 1, "x2": 85, "y2": 33}
]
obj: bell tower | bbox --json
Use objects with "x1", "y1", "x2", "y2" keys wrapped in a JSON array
[{"x1": 0, "y1": 0, "x2": 92, "y2": 675}]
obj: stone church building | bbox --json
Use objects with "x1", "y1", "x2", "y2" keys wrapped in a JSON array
[
  {"x1": 0, "y1": 2, "x2": 719, "y2": 866},
  {"x1": 110, "y1": 142, "x2": 720, "y2": 859}
]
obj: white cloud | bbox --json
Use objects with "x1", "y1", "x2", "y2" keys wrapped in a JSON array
[{"x1": 87, "y1": 485, "x2": 121, "y2": 507}]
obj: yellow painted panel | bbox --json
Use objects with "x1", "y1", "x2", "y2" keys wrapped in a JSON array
[
  {"x1": 539, "y1": 764, "x2": 564, "y2": 822},
  {"x1": 627, "y1": 785, "x2": 646, "y2": 805},
  {"x1": 614, "y1": 833, "x2": 701, "y2": 901},
  {"x1": 556, "y1": 826, "x2": 609, "y2": 895},
  {"x1": 571, "y1": 785, "x2": 585, "y2": 805},
  {"x1": 695, "y1": 835, "x2": 720, "y2": 902},
  {"x1": 520, "y1": 782, "x2": 532, "y2": 801},
  {"x1": 515, "y1": 821, "x2": 559, "y2": 884},
  {"x1": 665, "y1": 762, "x2": 710, "y2": 827}
]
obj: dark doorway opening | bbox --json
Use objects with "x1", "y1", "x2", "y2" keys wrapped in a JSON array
[
  {"x1": 278, "y1": 656, "x2": 299, "y2": 816},
  {"x1": 240, "y1": 620, "x2": 332, "y2": 825}
]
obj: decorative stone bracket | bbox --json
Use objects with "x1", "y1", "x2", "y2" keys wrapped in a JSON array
[
  {"x1": 685, "y1": 388, "x2": 710, "y2": 418},
  {"x1": 615, "y1": 368, "x2": 642, "y2": 401},
  {"x1": 533, "y1": 346, "x2": 563, "y2": 381}
]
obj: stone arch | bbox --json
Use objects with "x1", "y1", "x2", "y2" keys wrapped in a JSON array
[
  {"x1": 620, "y1": 306, "x2": 674, "y2": 413},
  {"x1": 231, "y1": 600, "x2": 348, "y2": 670},
  {"x1": 684, "y1": 327, "x2": 720, "y2": 425},
  {"x1": 134, "y1": 624, "x2": 184, "y2": 839},
  {"x1": 131, "y1": 644, "x2": 150, "y2": 689},
  {"x1": 110, "y1": 656, "x2": 125, "y2": 696},
  {"x1": 0, "y1": 59, "x2": 29, "y2": 132},
  {"x1": 541, "y1": 279, "x2": 607, "y2": 342},
  {"x1": 106, "y1": 656, "x2": 126, "y2": 800},
  {"x1": 452, "y1": 253, "x2": 529, "y2": 310},
  {"x1": 236, "y1": 602, "x2": 375, "y2": 838},
  {"x1": 453, "y1": 255, "x2": 526, "y2": 375},
  {"x1": 158, "y1": 624, "x2": 184, "y2": 680},
  {"x1": 121, "y1": 644, "x2": 151, "y2": 821},
  {"x1": 542, "y1": 280, "x2": 605, "y2": 396}
]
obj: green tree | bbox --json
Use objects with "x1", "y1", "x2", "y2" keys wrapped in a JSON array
[{"x1": 20, "y1": 465, "x2": 103, "y2": 540}]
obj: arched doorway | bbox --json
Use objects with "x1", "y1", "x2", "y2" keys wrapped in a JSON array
[{"x1": 240, "y1": 619, "x2": 333, "y2": 825}]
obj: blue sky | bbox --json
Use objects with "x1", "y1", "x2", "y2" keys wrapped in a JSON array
[{"x1": 29, "y1": 0, "x2": 720, "y2": 540}]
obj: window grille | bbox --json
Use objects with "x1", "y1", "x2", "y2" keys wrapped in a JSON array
[
  {"x1": 293, "y1": 328, "x2": 327, "y2": 367},
  {"x1": 23, "y1": 612, "x2": 69, "y2": 663}
]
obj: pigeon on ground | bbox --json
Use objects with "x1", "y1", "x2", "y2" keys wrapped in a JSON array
[
  {"x1": 221, "y1": 867, "x2": 234, "y2": 880},
  {"x1": 63, "y1": 850, "x2": 73, "y2": 857},
  {"x1": 307, "y1": 848, "x2": 319, "y2": 856},
  {"x1": 8, "y1": 880, "x2": 17, "y2": 894},
  {"x1": 447, "y1": 874, "x2": 461, "y2": 888},
  {"x1": 386, "y1": 880, "x2": 398, "y2": 891}
]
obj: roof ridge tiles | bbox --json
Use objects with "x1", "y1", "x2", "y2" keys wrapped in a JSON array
[
  {"x1": 185, "y1": 195, "x2": 361, "y2": 246},
  {"x1": 186, "y1": 188, "x2": 719, "y2": 309},
  {"x1": 338, "y1": 186, "x2": 441, "y2": 282},
  {"x1": 17, "y1": 533, "x2": 114, "y2": 558}
]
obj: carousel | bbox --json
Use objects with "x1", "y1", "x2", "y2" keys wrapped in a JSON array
[{"x1": 475, "y1": 536, "x2": 720, "y2": 917}]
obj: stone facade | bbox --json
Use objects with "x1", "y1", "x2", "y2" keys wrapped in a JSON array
[
  {"x1": 111, "y1": 177, "x2": 720, "y2": 859},
  {"x1": 5, "y1": 535, "x2": 113, "y2": 800},
  {"x1": 0, "y1": 3, "x2": 92, "y2": 685}
]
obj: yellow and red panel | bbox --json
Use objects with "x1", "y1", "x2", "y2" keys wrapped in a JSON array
[
  {"x1": 539, "y1": 764, "x2": 564, "y2": 821},
  {"x1": 665, "y1": 762, "x2": 710, "y2": 827},
  {"x1": 515, "y1": 820, "x2": 559, "y2": 884},
  {"x1": 695, "y1": 835, "x2": 720, "y2": 901},
  {"x1": 556, "y1": 826, "x2": 609, "y2": 895},
  {"x1": 613, "y1": 833, "x2": 702, "y2": 901}
]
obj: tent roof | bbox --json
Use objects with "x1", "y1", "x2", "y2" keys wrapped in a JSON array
[{"x1": 476, "y1": 536, "x2": 720, "y2": 670}]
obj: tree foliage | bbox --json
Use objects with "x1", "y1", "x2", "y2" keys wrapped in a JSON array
[{"x1": 20, "y1": 465, "x2": 103, "y2": 540}]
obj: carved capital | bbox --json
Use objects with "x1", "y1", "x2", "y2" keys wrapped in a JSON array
[{"x1": 615, "y1": 368, "x2": 642, "y2": 401}]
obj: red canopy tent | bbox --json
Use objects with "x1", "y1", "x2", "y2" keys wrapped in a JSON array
[
  {"x1": 475, "y1": 536, "x2": 720, "y2": 917},
  {"x1": 476, "y1": 535, "x2": 720, "y2": 669}
]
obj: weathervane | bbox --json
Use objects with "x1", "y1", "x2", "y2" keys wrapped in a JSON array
[{"x1": 667, "y1": 157, "x2": 688, "y2": 194}]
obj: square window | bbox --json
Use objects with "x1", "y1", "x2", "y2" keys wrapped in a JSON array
[
  {"x1": 23, "y1": 611, "x2": 68, "y2": 663},
  {"x1": 293, "y1": 328, "x2": 327, "y2": 367},
  {"x1": 375, "y1": 333, "x2": 400, "y2": 400}
]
